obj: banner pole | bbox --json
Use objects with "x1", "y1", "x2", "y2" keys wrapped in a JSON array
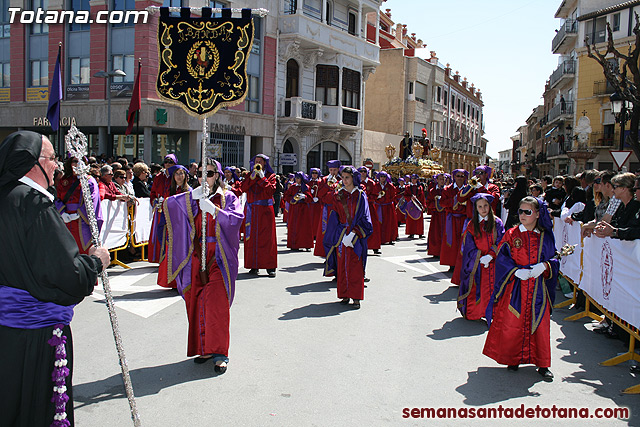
[{"x1": 201, "y1": 117, "x2": 209, "y2": 270}]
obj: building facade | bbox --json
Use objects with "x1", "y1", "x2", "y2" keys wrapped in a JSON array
[
  {"x1": 1, "y1": 0, "x2": 382, "y2": 172},
  {"x1": 362, "y1": 7, "x2": 486, "y2": 172}
]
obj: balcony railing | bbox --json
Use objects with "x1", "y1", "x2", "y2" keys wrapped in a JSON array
[
  {"x1": 549, "y1": 60, "x2": 575, "y2": 88},
  {"x1": 593, "y1": 80, "x2": 615, "y2": 96},
  {"x1": 590, "y1": 131, "x2": 618, "y2": 147},
  {"x1": 546, "y1": 141, "x2": 567, "y2": 158},
  {"x1": 548, "y1": 101, "x2": 574, "y2": 123},
  {"x1": 552, "y1": 19, "x2": 578, "y2": 53},
  {"x1": 281, "y1": 97, "x2": 322, "y2": 121},
  {"x1": 342, "y1": 108, "x2": 359, "y2": 126}
]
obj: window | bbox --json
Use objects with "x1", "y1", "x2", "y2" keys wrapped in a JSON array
[
  {"x1": 209, "y1": 0, "x2": 227, "y2": 17},
  {"x1": 415, "y1": 82, "x2": 427, "y2": 103},
  {"x1": 31, "y1": 0, "x2": 49, "y2": 34},
  {"x1": 436, "y1": 86, "x2": 441, "y2": 103},
  {"x1": 163, "y1": 0, "x2": 182, "y2": 17},
  {"x1": 286, "y1": 59, "x2": 299, "y2": 98},
  {"x1": 112, "y1": 0, "x2": 136, "y2": 27},
  {"x1": 112, "y1": 54, "x2": 134, "y2": 82},
  {"x1": 245, "y1": 16, "x2": 261, "y2": 113},
  {"x1": 342, "y1": 68, "x2": 360, "y2": 109},
  {"x1": 69, "y1": 0, "x2": 90, "y2": 31},
  {"x1": 348, "y1": 11, "x2": 356, "y2": 35},
  {"x1": 456, "y1": 98, "x2": 461, "y2": 113},
  {"x1": 316, "y1": 65, "x2": 338, "y2": 106},
  {"x1": 307, "y1": 141, "x2": 352, "y2": 174},
  {"x1": 408, "y1": 81, "x2": 413, "y2": 95},
  {"x1": 30, "y1": 60, "x2": 48, "y2": 87},
  {"x1": 325, "y1": 1, "x2": 332, "y2": 25},
  {"x1": 246, "y1": 75, "x2": 259, "y2": 113},
  {"x1": 1, "y1": 0, "x2": 10, "y2": 38},
  {"x1": 0, "y1": 62, "x2": 8, "y2": 87},
  {"x1": 69, "y1": 57, "x2": 90, "y2": 85},
  {"x1": 613, "y1": 12, "x2": 620, "y2": 32},
  {"x1": 451, "y1": 93, "x2": 455, "y2": 109},
  {"x1": 443, "y1": 90, "x2": 448, "y2": 106},
  {"x1": 462, "y1": 101, "x2": 466, "y2": 116}
]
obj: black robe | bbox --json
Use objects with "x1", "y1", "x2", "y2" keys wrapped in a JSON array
[{"x1": 0, "y1": 181, "x2": 103, "y2": 427}]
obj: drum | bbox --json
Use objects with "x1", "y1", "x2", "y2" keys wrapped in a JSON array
[
  {"x1": 397, "y1": 196, "x2": 408, "y2": 215},
  {"x1": 406, "y1": 197, "x2": 423, "y2": 220}
]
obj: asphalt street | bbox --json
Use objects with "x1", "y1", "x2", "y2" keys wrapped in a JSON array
[{"x1": 71, "y1": 216, "x2": 640, "y2": 426}]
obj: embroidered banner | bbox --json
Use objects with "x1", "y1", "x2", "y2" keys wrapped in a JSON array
[{"x1": 156, "y1": 7, "x2": 254, "y2": 118}]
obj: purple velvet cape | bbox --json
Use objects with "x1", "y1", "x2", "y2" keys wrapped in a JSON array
[
  {"x1": 55, "y1": 176, "x2": 103, "y2": 249},
  {"x1": 163, "y1": 189, "x2": 244, "y2": 306},
  {"x1": 485, "y1": 229, "x2": 559, "y2": 333},
  {"x1": 322, "y1": 188, "x2": 373, "y2": 277},
  {"x1": 457, "y1": 217, "x2": 504, "y2": 317}
]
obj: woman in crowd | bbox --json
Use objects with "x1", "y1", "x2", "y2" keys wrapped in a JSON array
[
  {"x1": 457, "y1": 194, "x2": 504, "y2": 320},
  {"x1": 163, "y1": 159, "x2": 244, "y2": 373},
  {"x1": 483, "y1": 196, "x2": 559, "y2": 381},
  {"x1": 323, "y1": 166, "x2": 373, "y2": 309},
  {"x1": 309, "y1": 168, "x2": 323, "y2": 240},
  {"x1": 132, "y1": 162, "x2": 151, "y2": 198},
  {"x1": 283, "y1": 171, "x2": 314, "y2": 251},
  {"x1": 595, "y1": 172, "x2": 640, "y2": 241},
  {"x1": 504, "y1": 176, "x2": 528, "y2": 229},
  {"x1": 148, "y1": 154, "x2": 177, "y2": 263},
  {"x1": 113, "y1": 169, "x2": 135, "y2": 198}
]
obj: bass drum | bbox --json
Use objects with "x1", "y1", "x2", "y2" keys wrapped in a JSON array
[
  {"x1": 405, "y1": 198, "x2": 423, "y2": 220},
  {"x1": 396, "y1": 196, "x2": 408, "y2": 215}
]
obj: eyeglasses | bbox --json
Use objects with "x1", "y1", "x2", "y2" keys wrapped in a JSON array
[
  {"x1": 199, "y1": 170, "x2": 216, "y2": 178},
  {"x1": 114, "y1": 175, "x2": 124, "y2": 179},
  {"x1": 518, "y1": 208, "x2": 534, "y2": 216},
  {"x1": 40, "y1": 154, "x2": 57, "y2": 162},
  {"x1": 455, "y1": 175, "x2": 465, "y2": 178},
  {"x1": 594, "y1": 178, "x2": 602, "y2": 184},
  {"x1": 164, "y1": 160, "x2": 175, "y2": 165},
  {"x1": 634, "y1": 187, "x2": 640, "y2": 191},
  {"x1": 612, "y1": 184, "x2": 621, "y2": 189}
]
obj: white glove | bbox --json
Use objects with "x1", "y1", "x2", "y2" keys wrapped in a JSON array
[
  {"x1": 61, "y1": 212, "x2": 79, "y2": 223},
  {"x1": 514, "y1": 269, "x2": 531, "y2": 281},
  {"x1": 341, "y1": 231, "x2": 355, "y2": 248},
  {"x1": 479, "y1": 254, "x2": 493, "y2": 268},
  {"x1": 529, "y1": 262, "x2": 546, "y2": 279},
  {"x1": 297, "y1": 193, "x2": 306, "y2": 199},
  {"x1": 155, "y1": 196, "x2": 164, "y2": 205},
  {"x1": 377, "y1": 193, "x2": 383, "y2": 199},
  {"x1": 435, "y1": 195, "x2": 441, "y2": 199},
  {"x1": 313, "y1": 197, "x2": 319, "y2": 203},
  {"x1": 191, "y1": 186, "x2": 207, "y2": 200},
  {"x1": 257, "y1": 170, "x2": 265, "y2": 179},
  {"x1": 199, "y1": 198, "x2": 218, "y2": 218}
]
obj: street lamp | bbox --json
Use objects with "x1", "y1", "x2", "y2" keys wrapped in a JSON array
[
  {"x1": 610, "y1": 92, "x2": 632, "y2": 150},
  {"x1": 94, "y1": 69, "x2": 126, "y2": 156}
]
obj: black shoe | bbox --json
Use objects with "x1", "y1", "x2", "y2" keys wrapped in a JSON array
[
  {"x1": 332, "y1": 277, "x2": 337, "y2": 282},
  {"x1": 373, "y1": 249, "x2": 380, "y2": 254},
  {"x1": 352, "y1": 300, "x2": 361, "y2": 309},
  {"x1": 267, "y1": 269, "x2": 276, "y2": 278},
  {"x1": 193, "y1": 356, "x2": 212, "y2": 364},
  {"x1": 507, "y1": 365, "x2": 519, "y2": 371},
  {"x1": 340, "y1": 298, "x2": 350, "y2": 305},
  {"x1": 390, "y1": 241, "x2": 395, "y2": 245},
  {"x1": 419, "y1": 235, "x2": 424, "y2": 238},
  {"x1": 364, "y1": 277, "x2": 370, "y2": 283},
  {"x1": 248, "y1": 269, "x2": 259, "y2": 275},
  {"x1": 537, "y1": 367, "x2": 554, "y2": 381},
  {"x1": 409, "y1": 235, "x2": 414, "y2": 239},
  {"x1": 214, "y1": 362, "x2": 227, "y2": 374},
  {"x1": 448, "y1": 266, "x2": 455, "y2": 272}
]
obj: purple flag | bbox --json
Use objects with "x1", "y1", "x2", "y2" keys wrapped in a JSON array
[{"x1": 47, "y1": 47, "x2": 62, "y2": 131}]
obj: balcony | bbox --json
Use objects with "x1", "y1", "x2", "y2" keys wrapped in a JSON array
[
  {"x1": 342, "y1": 108, "x2": 359, "y2": 126},
  {"x1": 589, "y1": 131, "x2": 618, "y2": 147},
  {"x1": 549, "y1": 60, "x2": 575, "y2": 88},
  {"x1": 548, "y1": 101, "x2": 574, "y2": 124},
  {"x1": 546, "y1": 141, "x2": 568, "y2": 158},
  {"x1": 593, "y1": 80, "x2": 615, "y2": 96},
  {"x1": 279, "y1": 10, "x2": 379, "y2": 67},
  {"x1": 552, "y1": 19, "x2": 578, "y2": 53},
  {"x1": 281, "y1": 97, "x2": 322, "y2": 122}
]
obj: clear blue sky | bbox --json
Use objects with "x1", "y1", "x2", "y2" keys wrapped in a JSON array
[{"x1": 381, "y1": 0, "x2": 561, "y2": 158}]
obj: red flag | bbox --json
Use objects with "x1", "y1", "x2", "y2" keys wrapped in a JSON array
[{"x1": 125, "y1": 62, "x2": 141, "y2": 135}]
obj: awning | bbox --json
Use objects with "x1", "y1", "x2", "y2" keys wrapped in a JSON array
[{"x1": 545, "y1": 126, "x2": 558, "y2": 137}]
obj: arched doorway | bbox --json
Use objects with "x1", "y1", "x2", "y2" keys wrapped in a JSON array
[
  {"x1": 282, "y1": 139, "x2": 295, "y2": 175},
  {"x1": 307, "y1": 141, "x2": 352, "y2": 175}
]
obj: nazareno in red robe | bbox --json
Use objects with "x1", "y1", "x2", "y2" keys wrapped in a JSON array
[
  {"x1": 241, "y1": 172, "x2": 278, "y2": 269},
  {"x1": 362, "y1": 178, "x2": 381, "y2": 250},
  {"x1": 375, "y1": 182, "x2": 398, "y2": 244},
  {"x1": 439, "y1": 183, "x2": 466, "y2": 269},
  {"x1": 283, "y1": 183, "x2": 314, "y2": 249},
  {"x1": 426, "y1": 185, "x2": 445, "y2": 257},
  {"x1": 309, "y1": 179, "x2": 323, "y2": 240},
  {"x1": 148, "y1": 171, "x2": 171, "y2": 263},
  {"x1": 483, "y1": 225, "x2": 559, "y2": 368},
  {"x1": 314, "y1": 175, "x2": 340, "y2": 257},
  {"x1": 457, "y1": 218, "x2": 504, "y2": 320},
  {"x1": 404, "y1": 183, "x2": 426, "y2": 236}
]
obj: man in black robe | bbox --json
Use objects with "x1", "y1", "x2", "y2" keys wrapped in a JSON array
[{"x1": 0, "y1": 131, "x2": 110, "y2": 426}]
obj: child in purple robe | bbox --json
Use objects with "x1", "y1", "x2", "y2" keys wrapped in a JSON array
[{"x1": 457, "y1": 193, "x2": 504, "y2": 320}]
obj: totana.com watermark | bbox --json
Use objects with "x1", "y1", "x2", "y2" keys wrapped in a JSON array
[{"x1": 8, "y1": 7, "x2": 148, "y2": 25}]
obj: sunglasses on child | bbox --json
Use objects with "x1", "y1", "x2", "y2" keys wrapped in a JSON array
[
  {"x1": 518, "y1": 208, "x2": 534, "y2": 216},
  {"x1": 198, "y1": 170, "x2": 217, "y2": 178}
]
